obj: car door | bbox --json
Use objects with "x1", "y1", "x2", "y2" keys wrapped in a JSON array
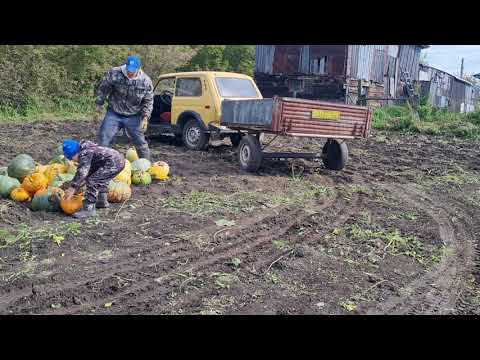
[{"x1": 172, "y1": 75, "x2": 215, "y2": 126}]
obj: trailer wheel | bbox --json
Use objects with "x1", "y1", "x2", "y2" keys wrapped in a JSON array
[
  {"x1": 229, "y1": 133, "x2": 243, "y2": 148},
  {"x1": 322, "y1": 139, "x2": 349, "y2": 170},
  {"x1": 238, "y1": 135, "x2": 263, "y2": 172}
]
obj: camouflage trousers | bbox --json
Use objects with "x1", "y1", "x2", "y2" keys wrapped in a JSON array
[{"x1": 83, "y1": 158, "x2": 125, "y2": 204}]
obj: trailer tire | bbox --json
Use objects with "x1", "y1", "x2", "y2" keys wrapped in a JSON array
[
  {"x1": 183, "y1": 119, "x2": 209, "y2": 151},
  {"x1": 238, "y1": 135, "x2": 263, "y2": 172},
  {"x1": 322, "y1": 139, "x2": 348, "y2": 170}
]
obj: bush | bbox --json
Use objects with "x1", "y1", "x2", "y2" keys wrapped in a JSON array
[{"x1": 0, "y1": 45, "x2": 198, "y2": 120}]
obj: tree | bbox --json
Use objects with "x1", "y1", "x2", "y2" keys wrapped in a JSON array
[
  {"x1": 223, "y1": 45, "x2": 255, "y2": 75},
  {"x1": 178, "y1": 45, "x2": 255, "y2": 75},
  {"x1": 178, "y1": 45, "x2": 229, "y2": 72}
]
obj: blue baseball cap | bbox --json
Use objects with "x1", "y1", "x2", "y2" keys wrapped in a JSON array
[
  {"x1": 63, "y1": 139, "x2": 80, "y2": 160},
  {"x1": 126, "y1": 55, "x2": 141, "y2": 73}
]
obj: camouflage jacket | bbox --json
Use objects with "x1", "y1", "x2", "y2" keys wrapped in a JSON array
[
  {"x1": 70, "y1": 141, "x2": 125, "y2": 190},
  {"x1": 95, "y1": 66, "x2": 154, "y2": 118}
]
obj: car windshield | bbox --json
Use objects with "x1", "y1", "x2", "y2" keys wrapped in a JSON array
[{"x1": 215, "y1": 77, "x2": 259, "y2": 98}]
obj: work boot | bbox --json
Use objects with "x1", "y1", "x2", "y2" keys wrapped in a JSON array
[
  {"x1": 136, "y1": 145, "x2": 151, "y2": 161},
  {"x1": 73, "y1": 201, "x2": 96, "y2": 219},
  {"x1": 96, "y1": 192, "x2": 110, "y2": 209}
]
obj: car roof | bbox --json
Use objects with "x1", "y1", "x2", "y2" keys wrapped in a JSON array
[{"x1": 157, "y1": 71, "x2": 253, "y2": 79}]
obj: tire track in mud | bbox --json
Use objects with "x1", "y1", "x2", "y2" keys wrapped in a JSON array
[
  {"x1": 3, "y1": 182, "x2": 340, "y2": 314},
  {"x1": 365, "y1": 183, "x2": 475, "y2": 315},
  {"x1": 28, "y1": 182, "x2": 342, "y2": 314},
  {"x1": 155, "y1": 192, "x2": 363, "y2": 315}
]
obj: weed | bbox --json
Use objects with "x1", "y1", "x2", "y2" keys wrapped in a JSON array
[
  {"x1": 340, "y1": 300, "x2": 357, "y2": 312},
  {"x1": 373, "y1": 104, "x2": 480, "y2": 139},
  {"x1": 347, "y1": 224, "x2": 439, "y2": 266},
  {"x1": 266, "y1": 272, "x2": 280, "y2": 284},
  {"x1": 402, "y1": 212, "x2": 418, "y2": 220},
  {"x1": 230, "y1": 257, "x2": 242, "y2": 269},
  {"x1": 210, "y1": 272, "x2": 238, "y2": 289},
  {"x1": 272, "y1": 240, "x2": 290, "y2": 251},
  {"x1": 65, "y1": 222, "x2": 82, "y2": 235}
]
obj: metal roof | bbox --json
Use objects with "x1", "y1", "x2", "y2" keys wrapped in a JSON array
[{"x1": 420, "y1": 64, "x2": 473, "y2": 86}]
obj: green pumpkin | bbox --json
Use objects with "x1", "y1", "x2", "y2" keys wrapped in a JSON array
[
  {"x1": 0, "y1": 167, "x2": 8, "y2": 176},
  {"x1": 31, "y1": 189, "x2": 61, "y2": 212},
  {"x1": 7, "y1": 154, "x2": 36, "y2": 179},
  {"x1": 54, "y1": 144, "x2": 64, "y2": 156},
  {"x1": 0, "y1": 175, "x2": 21, "y2": 198},
  {"x1": 131, "y1": 159, "x2": 151, "y2": 172},
  {"x1": 51, "y1": 173, "x2": 75, "y2": 188},
  {"x1": 49, "y1": 154, "x2": 69, "y2": 165},
  {"x1": 66, "y1": 163, "x2": 77, "y2": 175},
  {"x1": 131, "y1": 171, "x2": 152, "y2": 186}
]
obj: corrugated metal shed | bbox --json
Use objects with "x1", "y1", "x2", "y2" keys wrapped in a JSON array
[
  {"x1": 398, "y1": 45, "x2": 421, "y2": 80},
  {"x1": 255, "y1": 45, "x2": 275, "y2": 74},
  {"x1": 418, "y1": 64, "x2": 476, "y2": 113},
  {"x1": 254, "y1": 45, "x2": 426, "y2": 105}
]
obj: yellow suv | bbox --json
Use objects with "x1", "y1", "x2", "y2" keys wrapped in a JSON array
[{"x1": 147, "y1": 71, "x2": 263, "y2": 150}]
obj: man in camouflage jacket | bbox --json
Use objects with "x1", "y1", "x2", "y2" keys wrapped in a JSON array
[
  {"x1": 95, "y1": 55, "x2": 154, "y2": 160},
  {"x1": 62, "y1": 139, "x2": 125, "y2": 218}
]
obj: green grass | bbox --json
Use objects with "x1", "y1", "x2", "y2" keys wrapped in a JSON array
[
  {"x1": 0, "y1": 96, "x2": 95, "y2": 122},
  {"x1": 161, "y1": 178, "x2": 332, "y2": 217},
  {"x1": 347, "y1": 224, "x2": 444, "y2": 266},
  {"x1": 373, "y1": 103, "x2": 480, "y2": 139}
]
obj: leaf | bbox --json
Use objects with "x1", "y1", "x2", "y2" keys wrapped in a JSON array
[
  {"x1": 104, "y1": 302, "x2": 113, "y2": 308},
  {"x1": 231, "y1": 257, "x2": 241, "y2": 268},
  {"x1": 51, "y1": 234, "x2": 65, "y2": 246},
  {"x1": 215, "y1": 219, "x2": 236, "y2": 227},
  {"x1": 341, "y1": 301, "x2": 357, "y2": 312},
  {"x1": 332, "y1": 228, "x2": 343, "y2": 236}
]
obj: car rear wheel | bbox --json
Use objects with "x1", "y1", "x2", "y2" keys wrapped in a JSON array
[{"x1": 182, "y1": 119, "x2": 209, "y2": 151}]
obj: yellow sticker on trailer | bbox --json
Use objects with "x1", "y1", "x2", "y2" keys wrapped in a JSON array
[{"x1": 311, "y1": 110, "x2": 341, "y2": 121}]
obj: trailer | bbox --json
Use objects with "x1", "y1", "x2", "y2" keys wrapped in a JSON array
[{"x1": 220, "y1": 97, "x2": 373, "y2": 172}]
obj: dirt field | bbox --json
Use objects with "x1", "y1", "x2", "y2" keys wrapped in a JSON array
[{"x1": 1, "y1": 119, "x2": 479, "y2": 315}]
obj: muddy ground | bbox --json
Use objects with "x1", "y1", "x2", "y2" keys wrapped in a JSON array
[{"x1": 0, "y1": 119, "x2": 479, "y2": 315}]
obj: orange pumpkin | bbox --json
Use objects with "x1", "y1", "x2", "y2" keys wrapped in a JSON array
[
  {"x1": 10, "y1": 187, "x2": 32, "y2": 202},
  {"x1": 60, "y1": 194, "x2": 84, "y2": 215},
  {"x1": 107, "y1": 180, "x2": 132, "y2": 203},
  {"x1": 35, "y1": 164, "x2": 49, "y2": 174},
  {"x1": 22, "y1": 172, "x2": 49, "y2": 195},
  {"x1": 45, "y1": 164, "x2": 67, "y2": 185}
]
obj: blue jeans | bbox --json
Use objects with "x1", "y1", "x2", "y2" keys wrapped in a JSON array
[{"x1": 98, "y1": 109, "x2": 148, "y2": 148}]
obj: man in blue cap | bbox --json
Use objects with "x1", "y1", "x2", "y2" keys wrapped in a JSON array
[
  {"x1": 62, "y1": 139, "x2": 125, "y2": 218},
  {"x1": 95, "y1": 55, "x2": 154, "y2": 160}
]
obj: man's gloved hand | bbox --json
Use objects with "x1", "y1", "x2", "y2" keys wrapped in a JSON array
[
  {"x1": 63, "y1": 187, "x2": 76, "y2": 201},
  {"x1": 141, "y1": 116, "x2": 149, "y2": 132},
  {"x1": 60, "y1": 181, "x2": 72, "y2": 191}
]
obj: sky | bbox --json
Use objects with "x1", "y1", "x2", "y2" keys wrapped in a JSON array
[{"x1": 422, "y1": 45, "x2": 480, "y2": 76}]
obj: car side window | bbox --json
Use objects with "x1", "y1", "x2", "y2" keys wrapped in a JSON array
[
  {"x1": 175, "y1": 78, "x2": 202, "y2": 97},
  {"x1": 155, "y1": 78, "x2": 175, "y2": 95}
]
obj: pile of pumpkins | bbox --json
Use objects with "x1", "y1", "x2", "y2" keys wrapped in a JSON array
[{"x1": 0, "y1": 146, "x2": 169, "y2": 216}]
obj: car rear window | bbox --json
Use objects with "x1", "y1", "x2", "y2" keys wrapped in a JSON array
[{"x1": 215, "y1": 77, "x2": 259, "y2": 98}]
